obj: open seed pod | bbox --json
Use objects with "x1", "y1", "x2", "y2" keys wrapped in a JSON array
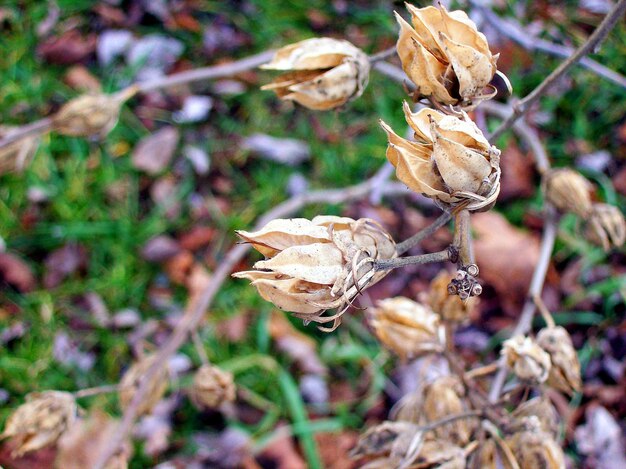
[
  {"x1": 233, "y1": 216, "x2": 396, "y2": 331},
  {"x1": 505, "y1": 416, "x2": 566, "y2": 469},
  {"x1": 0, "y1": 391, "x2": 78, "y2": 457},
  {"x1": 381, "y1": 104, "x2": 500, "y2": 211},
  {"x1": 536, "y1": 326, "x2": 582, "y2": 394},
  {"x1": 422, "y1": 375, "x2": 473, "y2": 445},
  {"x1": 502, "y1": 335, "x2": 551, "y2": 384},
  {"x1": 261, "y1": 37, "x2": 370, "y2": 110},
  {"x1": 189, "y1": 364, "x2": 236, "y2": 410},
  {"x1": 584, "y1": 203, "x2": 626, "y2": 251},
  {"x1": 543, "y1": 168, "x2": 593, "y2": 218},
  {"x1": 395, "y1": 3, "x2": 508, "y2": 108}
]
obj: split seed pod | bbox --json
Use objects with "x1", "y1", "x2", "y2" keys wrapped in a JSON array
[
  {"x1": 429, "y1": 270, "x2": 477, "y2": 322},
  {"x1": 584, "y1": 203, "x2": 626, "y2": 251},
  {"x1": 502, "y1": 335, "x2": 551, "y2": 384},
  {"x1": 543, "y1": 168, "x2": 593, "y2": 217},
  {"x1": 0, "y1": 391, "x2": 78, "y2": 457},
  {"x1": 119, "y1": 354, "x2": 168, "y2": 415},
  {"x1": 261, "y1": 37, "x2": 370, "y2": 110},
  {"x1": 233, "y1": 216, "x2": 396, "y2": 331},
  {"x1": 396, "y1": 4, "x2": 507, "y2": 107},
  {"x1": 381, "y1": 105, "x2": 500, "y2": 211},
  {"x1": 505, "y1": 417, "x2": 566, "y2": 469},
  {"x1": 368, "y1": 297, "x2": 444, "y2": 360},
  {"x1": 536, "y1": 326, "x2": 582, "y2": 394},
  {"x1": 511, "y1": 396, "x2": 560, "y2": 438},
  {"x1": 189, "y1": 364, "x2": 236, "y2": 410},
  {"x1": 350, "y1": 420, "x2": 423, "y2": 468},
  {"x1": 52, "y1": 86, "x2": 137, "y2": 138}
]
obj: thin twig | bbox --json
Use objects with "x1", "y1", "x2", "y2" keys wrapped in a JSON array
[
  {"x1": 90, "y1": 170, "x2": 409, "y2": 469},
  {"x1": 369, "y1": 46, "x2": 397, "y2": 63},
  {"x1": 488, "y1": 205, "x2": 558, "y2": 402},
  {"x1": 191, "y1": 329, "x2": 209, "y2": 366},
  {"x1": 454, "y1": 210, "x2": 473, "y2": 265},
  {"x1": 489, "y1": 0, "x2": 626, "y2": 140},
  {"x1": 420, "y1": 409, "x2": 484, "y2": 432},
  {"x1": 73, "y1": 384, "x2": 119, "y2": 399},
  {"x1": 374, "y1": 249, "x2": 451, "y2": 271},
  {"x1": 395, "y1": 211, "x2": 452, "y2": 255},
  {"x1": 470, "y1": 0, "x2": 626, "y2": 88}
]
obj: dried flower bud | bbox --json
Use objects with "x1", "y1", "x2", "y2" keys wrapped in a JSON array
[
  {"x1": 119, "y1": 354, "x2": 168, "y2": 415},
  {"x1": 189, "y1": 364, "x2": 236, "y2": 410},
  {"x1": 543, "y1": 168, "x2": 593, "y2": 217},
  {"x1": 584, "y1": 203, "x2": 626, "y2": 251},
  {"x1": 505, "y1": 417, "x2": 566, "y2": 469},
  {"x1": 233, "y1": 216, "x2": 396, "y2": 331},
  {"x1": 261, "y1": 38, "x2": 370, "y2": 110},
  {"x1": 0, "y1": 126, "x2": 39, "y2": 175},
  {"x1": 368, "y1": 297, "x2": 444, "y2": 360},
  {"x1": 511, "y1": 396, "x2": 560, "y2": 438},
  {"x1": 430, "y1": 271, "x2": 476, "y2": 322},
  {"x1": 412, "y1": 439, "x2": 467, "y2": 469},
  {"x1": 350, "y1": 420, "x2": 423, "y2": 468},
  {"x1": 536, "y1": 326, "x2": 582, "y2": 394},
  {"x1": 423, "y1": 376, "x2": 472, "y2": 445},
  {"x1": 55, "y1": 411, "x2": 132, "y2": 469},
  {"x1": 502, "y1": 335, "x2": 551, "y2": 384},
  {"x1": 381, "y1": 105, "x2": 500, "y2": 211},
  {"x1": 396, "y1": 4, "x2": 506, "y2": 107},
  {"x1": 0, "y1": 391, "x2": 78, "y2": 457},
  {"x1": 52, "y1": 87, "x2": 136, "y2": 138}
]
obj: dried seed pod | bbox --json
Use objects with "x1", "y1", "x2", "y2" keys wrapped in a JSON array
[
  {"x1": 0, "y1": 126, "x2": 40, "y2": 175},
  {"x1": 189, "y1": 364, "x2": 236, "y2": 410},
  {"x1": 429, "y1": 271, "x2": 477, "y2": 323},
  {"x1": 261, "y1": 37, "x2": 370, "y2": 110},
  {"x1": 505, "y1": 417, "x2": 566, "y2": 469},
  {"x1": 584, "y1": 203, "x2": 626, "y2": 251},
  {"x1": 233, "y1": 216, "x2": 396, "y2": 331},
  {"x1": 502, "y1": 335, "x2": 551, "y2": 384},
  {"x1": 536, "y1": 326, "x2": 582, "y2": 394},
  {"x1": 119, "y1": 354, "x2": 168, "y2": 415},
  {"x1": 412, "y1": 438, "x2": 467, "y2": 469},
  {"x1": 350, "y1": 420, "x2": 421, "y2": 460},
  {"x1": 52, "y1": 87, "x2": 136, "y2": 138},
  {"x1": 381, "y1": 105, "x2": 500, "y2": 211},
  {"x1": 0, "y1": 391, "x2": 78, "y2": 457},
  {"x1": 543, "y1": 168, "x2": 593, "y2": 217},
  {"x1": 511, "y1": 396, "x2": 560, "y2": 438},
  {"x1": 368, "y1": 297, "x2": 444, "y2": 360},
  {"x1": 423, "y1": 376, "x2": 472, "y2": 445},
  {"x1": 55, "y1": 411, "x2": 132, "y2": 469},
  {"x1": 396, "y1": 4, "x2": 506, "y2": 108}
]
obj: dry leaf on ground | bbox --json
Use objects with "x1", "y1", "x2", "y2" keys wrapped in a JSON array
[
  {"x1": 132, "y1": 127, "x2": 180, "y2": 175},
  {"x1": 0, "y1": 252, "x2": 36, "y2": 293}
]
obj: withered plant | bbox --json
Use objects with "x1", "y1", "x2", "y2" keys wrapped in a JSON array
[{"x1": 1, "y1": 1, "x2": 625, "y2": 468}]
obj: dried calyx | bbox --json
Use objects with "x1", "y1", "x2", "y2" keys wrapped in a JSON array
[
  {"x1": 261, "y1": 37, "x2": 370, "y2": 110},
  {"x1": 189, "y1": 364, "x2": 236, "y2": 410},
  {"x1": 396, "y1": 3, "x2": 509, "y2": 108},
  {"x1": 536, "y1": 326, "x2": 582, "y2": 394},
  {"x1": 381, "y1": 105, "x2": 500, "y2": 212},
  {"x1": 584, "y1": 202, "x2": 626, "y2": 251},
  {"x1": 233, "y1": 216, "x2": 396, "y2": 331},
  {"x1": 0, "y1": 391, "x2": 78, "y2": 457}
]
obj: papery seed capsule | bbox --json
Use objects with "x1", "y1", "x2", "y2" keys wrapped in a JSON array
[
  {"x1": 429, "y1": 271, "x2": 477, "y2": 322},
  {"x1": 536, "y1": 326, "x2": 582, "y2": 394},
  {"x1": 119, "y1": 354, "x2": 168, "y2": 415},
  {"x1": 189, "y1": 364, "x2": 236, "y2": 410},
  {"x1": 543, "y1": 168, "x2": 593, "y2": 218},
  {"x1": 505, "y1": 417, "x2": 566, "y2": 469},
  {"x1": 584, "y1": 203, "x2": 626, "y2": 251},
  {"x1": 502, "y1": 335, "x2": 551, "y2": 384}
]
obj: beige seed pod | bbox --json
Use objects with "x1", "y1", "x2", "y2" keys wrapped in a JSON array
[
  {"x1": 511, "y1": 396, "x2": 560, "y2": 438},
  {"x1": 395, "y1": 4, "x2": 506, "y2": 108},
  {"x1": 0, "y1": 126, "x2": 40, "y2": 175},
  {"x1": 536, "y1": 326, "x2": 582, "y2": 394},
  {"x1": 119, "y1": 354, "x2": 168, "y2": 415},
  {"x1": 423, "y1": 376, "x2": 473, "y2": 445},
  {"x1": 381, "y1": 105, "x2": 500, "y2": 211},
  {"x1": 189, "y1": 364, "x2": 236, "y2": 410},
  {"x1": 261, "y1": 37, "x2": 370, "y2": 110},
  {"x1": 584, "y1": 203, "x2": 626, "y2": 251},
  {"x1": 55, "y1": 411, "x2": 132, "y2": 469},
  {"x1": 0, "y1": 391, "x2": 78, "y2": 457},
  {"x1": 429, "y1": 270, "x2": 478, "y2": 322},
  {"x1": 52, "y1": 86, "x2": 137, "y2": 138},
  {"x1": 368, "y1": 297, "x2": 444, "y2": 361},
  {"x1": 412, "y1": 438, "x2": 467, "y2": 469},
  {"x1": 543, "y1": 168, "x2": 593, "y2": 217},
  {"x1": 505, "y1": 417, "x2": 566, "y2": 469},
  {"x1": 502, "y1": 335, "x2": 551, "y2": 384},
  {"x1": 233, "y1": 216, "x2": 396, "y2": 331}
]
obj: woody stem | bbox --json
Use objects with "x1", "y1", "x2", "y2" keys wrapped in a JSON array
[
  {"x1": 73, "y1": 384, "x2": 120, "y2": 398},
  {"x1": 453, "y1": 210, "x2": 473, "y2": 266},
  {"x1": 395, "y1": 211, "x2": 452, "y2": 255},
  {"x1": 374, "y1": 249, "x2": 451, "y2": 272}
]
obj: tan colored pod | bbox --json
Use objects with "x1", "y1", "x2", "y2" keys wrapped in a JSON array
[
  {"x1": 189, "y1": 364, "x2": 236, "y2": 410},
  {"x1": 543, "y1": 168, "x2": 593, "y2": 217},
  {"x1": 502, "y1": 335, "x2": 551, "y2": 384},
  {"x1": 118, "y1": 354, "x2": 168, "y2": 415},
  {"x1": 537, "y1": 326, "x2": 582, "y2": 394}
]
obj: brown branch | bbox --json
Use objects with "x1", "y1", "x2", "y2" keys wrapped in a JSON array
[
  {"x1": 489, "y1": 0, "x2": 626, "y2": 140},
  {"x1": 395, "y1": 211, "x2": 452, "y2": 255},
  {"x1": 90, "y1": 171, "x2": 409, "y2": 469},
  {"x1": 471, "y1": 0, "x2": 626, "y2": 88},
  {"x1": 374, "y1": 248, "x2": 451, "y2": 271},
  {"x1": 488, "y1": 204, "x2": 558, "y2": 402}
]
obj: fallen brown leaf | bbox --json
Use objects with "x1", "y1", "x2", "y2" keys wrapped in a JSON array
[
  {"x1": 43, "y1": 243, "x2": 88, "y2": 289},
  {"x1": 0, "y1": 442, "x2": 56, "y2": 469},
  {"x1": 179, "y1": 226, "x2": 216, "y2": 251},
  {"x1": 315, "y1": 431, "x2": 359, "y2": 469},
  {"x1": 0, "y1": 252, "x2": 36, "y2": 293},
  {"x1": 499, "y1": 142, "x2": 535, "y2": 201},
  {"x1": 257, "y1": 431, "x2": 306, "y2": 469},
  {"x1": 63, "y1": 65, "x2": 102, "y2": 92},
  {"x1": 132, "y1": 127, "x2": 179, "y2": 175},
  {"x1": 37, "y1": 30, "x2": 96, "y2": 65},
  {"x1": 473, "y1": 212, "x2": 541, "y2": 315}
]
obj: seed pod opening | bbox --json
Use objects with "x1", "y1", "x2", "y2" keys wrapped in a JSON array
[
  {"x1": 584, "y1": 203, "x2": 626, "y2": 251},
  {"x1": 536, "y1": 326, "x2": 582, "y2": 394},
  {"x1": 502, "y1": 335, "x2": 551, "y2": 384}
]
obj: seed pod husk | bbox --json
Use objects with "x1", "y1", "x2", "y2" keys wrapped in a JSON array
[
  {"x1": 502, "y1": 335, "x2": 551, "y2": 384},
  {"x1": 543, "y1": 168, "x2": 593, "y2": 217},
  {"x1": 536, "y1": 326, "x2": 582, "y2": 394},
  {"x1": 189, "y1": 364, "x2": 236, "y2": 410},
  {"x1": 584, "y1": 203, "x2": 626, "y2": 251},
  {"x1": 0, "y1": 391, "x2": 78, "y2": 457},
  {"x1": 118, "y1": 354, "x2": 168, "y2": 415},
  {"x1": 505, "y1": 417, "x2": 565, "y2": 469}
]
